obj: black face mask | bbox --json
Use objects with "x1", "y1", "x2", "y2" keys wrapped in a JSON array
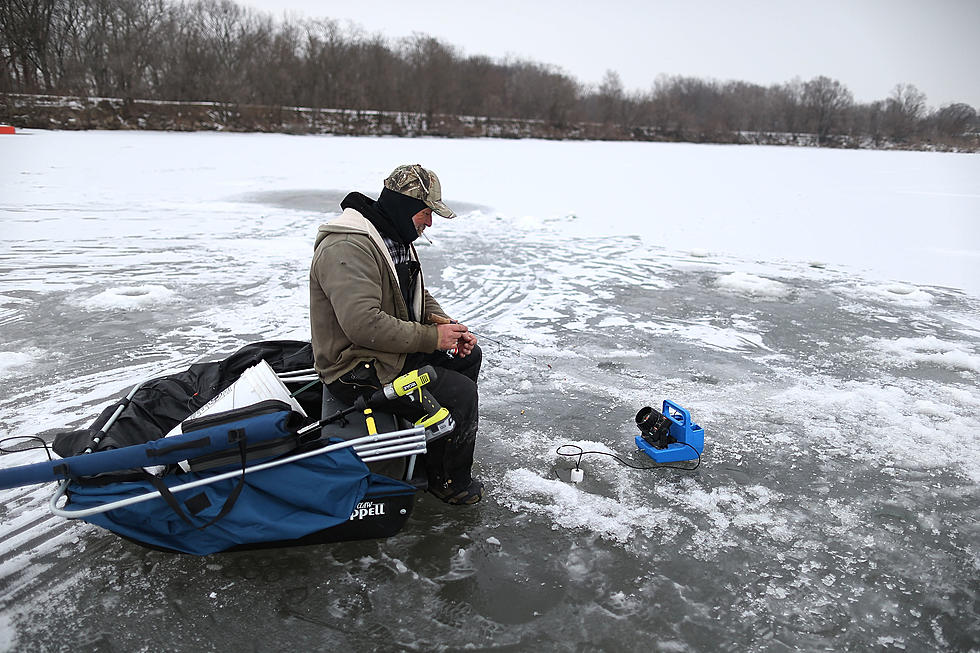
[{"x1": 376, "y1": 187, "x2": 428, "y2": 245}]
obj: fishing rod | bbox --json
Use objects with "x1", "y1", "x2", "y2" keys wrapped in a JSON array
[{"x1": 428, "y1": 314, "x2": 547, "y2": 365}]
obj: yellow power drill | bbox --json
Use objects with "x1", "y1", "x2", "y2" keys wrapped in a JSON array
[{"x1": 356, "y1": 365, "x2": 455, "y2": 440}]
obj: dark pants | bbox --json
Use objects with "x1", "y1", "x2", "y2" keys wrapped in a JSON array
[{"x1": 326, "y1": 346, "x2": 482, "y2": 491}]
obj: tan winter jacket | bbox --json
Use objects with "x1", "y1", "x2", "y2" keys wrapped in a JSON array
[{"x1": 310, "y1": 208, "x2": 446, "y2": 384}]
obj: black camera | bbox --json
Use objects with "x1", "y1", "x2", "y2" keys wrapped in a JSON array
[{"x1": 635, "y1": 406, "x2": 675, "y2": 450}]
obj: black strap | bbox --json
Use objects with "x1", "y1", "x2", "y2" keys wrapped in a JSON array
[{"x1": 141, "y1": 429, "x2": 249, "y2": 530}]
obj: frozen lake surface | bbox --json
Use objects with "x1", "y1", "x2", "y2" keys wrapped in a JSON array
[{"x1": 1, "y1": 131, "x2": 978, "y2": 651}]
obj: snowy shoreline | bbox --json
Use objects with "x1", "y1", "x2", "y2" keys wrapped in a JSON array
[{"x1": 3, "y1": 93, "x2": 977, "y2": 153}]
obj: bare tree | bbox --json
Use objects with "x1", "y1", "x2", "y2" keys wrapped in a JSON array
[
  {"x1": 771, "y1": 78, "x2": 804, "y2": 135},
  {"x1": 355, "y1": 34, "x2": 401, "y2": 112},
  {"x1": 458, "y1": 54, "x2": 506, "y2": 119},
  {"x1": 0, "y1": 0, "x2": 56, "y2": 91},
  {"x1": 722, "y1": 80, "x2": 769, "y2": 133},
  {"x1": 596, "y1": 69, "x2": 623, "y2": 124},
  {"x1": 801, "y1": 76, "x2": 853, "y2": 143},
  {"x1": 541, "y1": 68, "x2": 578, "y2": 127},
  {"x1": 884, "y1": 83, "x2": 927, "y2": 142},
  {"x1": 932, "y1": 103, "x2": 976, "y2": 139},
  {"x1": 853, "y1": 100, "x2": 886, "y2": 147},
  {"x1": 398, "y1": 34, "x2": 459, "y2": 119}
]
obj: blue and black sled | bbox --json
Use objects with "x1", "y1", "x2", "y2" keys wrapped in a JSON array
[{"x1": 0, "y1": 341, "x2": 429, "y2": 556}]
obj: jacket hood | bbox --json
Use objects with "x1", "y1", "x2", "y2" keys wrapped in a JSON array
[
  {"x1": 339, "y1": 191, "x2": 377, "y2": 220},
  {"x1": 315, "y1": 219, "x2": 365, "y2": 248},
  {"x1": 312, "y1": 206, "x2": 404, "y2": 299},
  {"x1": 314, "y1": 195, "x2": 376, "y2": 250}
]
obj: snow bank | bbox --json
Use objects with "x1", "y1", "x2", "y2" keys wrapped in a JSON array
[
  {"x1": 81, "y1": 285, "x2": 177, "y2": 311},
  {"x1": 770, "y1": 377, "x2": 980, "y2": 482},
  {"x1": 875, "y1": 335, "x2": 980, "y2": 374},
  {"x1": 0, "y1": 351, "x2": 32, "y2": 377},
  {"x1": 714, "y1": 271, "x2": 792, "y2": 298},
  {"x1": 857, "y1": 282, "x2": 934, "y2": 308}
]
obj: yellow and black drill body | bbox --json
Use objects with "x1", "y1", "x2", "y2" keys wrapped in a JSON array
[{"x1": 353, "y1": 365, "x2": 455, "y2": 440}]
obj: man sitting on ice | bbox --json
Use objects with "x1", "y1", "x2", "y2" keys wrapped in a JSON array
[{"x1": 309, "y1": 164, "x2": 484, "y2": 505}]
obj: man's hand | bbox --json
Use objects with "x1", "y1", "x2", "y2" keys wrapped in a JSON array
[
  {"x1": 431, "y1": 314, "x2": 478, "y2": 357},
  {"x1": 456, "y1": 330, "x2": 477, "y2": 357},
  {"x1": 436, "y1": 323, "x2": 468, "y2": 351}
]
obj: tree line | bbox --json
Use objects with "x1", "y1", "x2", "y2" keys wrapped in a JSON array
[{"x1": 2, "y1": 0, "x2": 977, "y2": 146}]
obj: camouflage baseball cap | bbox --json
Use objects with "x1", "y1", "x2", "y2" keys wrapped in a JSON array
[{"x1": 384, "y1": 164, "x2": 456, "y2": 218}]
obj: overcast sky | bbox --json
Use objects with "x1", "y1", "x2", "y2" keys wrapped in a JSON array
[{"x1": 242, "y1": 0, "x2": 980, "y2": 109}]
